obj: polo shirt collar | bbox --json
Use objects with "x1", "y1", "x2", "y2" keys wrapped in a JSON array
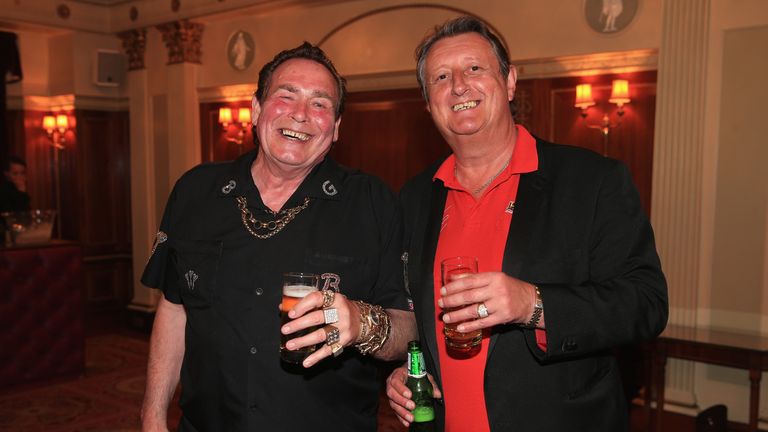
[
  {"x1": 215, "y1": 149, "x2": 345, "y2": 202},
  {"x1": 433, "y1": 124, "x2": 539, "y2": 189}
]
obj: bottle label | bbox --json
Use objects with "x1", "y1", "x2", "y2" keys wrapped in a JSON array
[
  {"x1": 407, "y1": 351, "x2": 427, "y2": 378},
  {"x1": 412, "y1": 406, "x2": 435, "y2": 422}
]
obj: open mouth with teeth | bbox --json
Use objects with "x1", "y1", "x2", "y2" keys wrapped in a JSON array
[
  {"x1": 452, "y1": 101, "x2": 479, "y2": 112},
  {"x1": 280, "y1": 128, "x2": 311, "y2": 141}
]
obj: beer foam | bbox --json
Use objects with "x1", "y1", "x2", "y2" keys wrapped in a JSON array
[{"x1": 283, "y1": 284, "x2": 316, "y2": 298}]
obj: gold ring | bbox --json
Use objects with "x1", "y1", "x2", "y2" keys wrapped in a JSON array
[
  {"x1": 321, "y1": 289, "x2": 335, "y2": 308},
  {"x1": 323, "y1": 325, "x2": 340, "y2": 345},
  {"x1": 477, "y1": 303, "x2": 489, "y2": 319},
  {"x1": 329, "y1": 341, "x2": 343, "y2": 357},
  {"x1": 323, "y1": 307, "x2": 339, "y2": 324}
]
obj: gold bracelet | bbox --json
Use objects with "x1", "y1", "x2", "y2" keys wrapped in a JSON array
[{"x1": 351, "y1": 300, "x2": 391, "y2": 355}]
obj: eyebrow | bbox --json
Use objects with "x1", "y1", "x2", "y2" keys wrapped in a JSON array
[{"x1": 276, "y1": 84, "x2": 335, "y2": 102}]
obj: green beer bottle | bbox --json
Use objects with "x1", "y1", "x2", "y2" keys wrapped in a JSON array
[{"x1": 406, "y1": 340, "x2": 435, "y2": 432}]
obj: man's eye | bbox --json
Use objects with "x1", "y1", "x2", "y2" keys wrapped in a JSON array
[
  {"x1": 470, "y1": 65, "x2": 480, "y2": 72},
  {"x1": 435, "y1": 74, "x2": 447, "y2": 82}
]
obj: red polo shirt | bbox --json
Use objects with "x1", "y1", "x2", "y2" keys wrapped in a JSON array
[{"x1": 432, "y1": 125, "x2": 540, "y2": 432}]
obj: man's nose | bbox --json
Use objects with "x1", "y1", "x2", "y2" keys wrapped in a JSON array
[
  {"x1": 290, "y1": 101, "x2": 308, "y2": 122},
  {"x1": 451, "y1": 73, "x2": 469, "y2": 96}
]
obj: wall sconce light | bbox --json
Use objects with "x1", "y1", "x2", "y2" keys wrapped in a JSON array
[
  {"x1": 574, "y1": 79, "x2": 631, "y2": 156},
  {"x1": 42, "y1": 112, "x2": 72, "y2": 238},
  {"x1": 218, "y1": 107, "x2": 251, "y2": 146},
  {"x1": 42, "y1": 113, "x2": 70, "y2": 150}
]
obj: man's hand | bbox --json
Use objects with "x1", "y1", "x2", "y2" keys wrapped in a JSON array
[
  {"x1": 385, "y1": 365, "x2": 442, "y2": 427},
  {"x1": 280, "y1": 290, "x2": 361, "y2": 368},
  {"x1": 438, "y1": 272, "x2": 544, "y2": 332}
]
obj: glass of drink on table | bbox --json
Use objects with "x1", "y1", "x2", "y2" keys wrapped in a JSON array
[
  {"x1": 280, "y1": 272, "x2": 320, "y2": 363},
  {"x1": 440, "y1": 256, "x2": 482, "y2": 358}
]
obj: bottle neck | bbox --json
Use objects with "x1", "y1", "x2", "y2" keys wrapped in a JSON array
[{"x1": 407, "y1": 350, "x2": 427, "y2": 378}]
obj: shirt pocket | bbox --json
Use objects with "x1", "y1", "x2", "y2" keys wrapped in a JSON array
[
  {"x1": 170, "y1": 238, "x2": 223, "y2": 309},
  {"x1": 303, "y1": 250, "x2": 371, "y2": 299}
]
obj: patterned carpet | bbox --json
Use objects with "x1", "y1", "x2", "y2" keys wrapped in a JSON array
[{"x1": 0, "y1": 332, "x2": 405, "y2": 432}]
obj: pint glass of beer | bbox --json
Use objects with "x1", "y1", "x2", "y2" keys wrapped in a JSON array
[
  {"x1": 280, "y1": 272, "x2": 320, "y2": 364},
  {"x1": 440, "y1": 256, "x2": 482, "y2": 358}
]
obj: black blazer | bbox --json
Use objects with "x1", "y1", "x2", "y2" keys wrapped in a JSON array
[{"x1": 399, "y1": 138, "x2": 668, "y2": 431}]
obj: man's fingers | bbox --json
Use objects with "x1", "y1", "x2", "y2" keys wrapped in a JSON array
[{"x1": 288, "y1": 291, "x2": 325, "y2": 318}]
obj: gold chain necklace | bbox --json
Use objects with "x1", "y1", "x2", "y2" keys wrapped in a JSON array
[
  {"x1": 236, "y1": 196, "x2": 311, "y2": 239},
  {"x1": 456, "y1": 157, "x2": 512, "y2": 195}
]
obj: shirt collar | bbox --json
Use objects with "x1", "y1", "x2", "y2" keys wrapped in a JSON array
[
  {"x1": 216, "y1": 150, "x2": 345, "y2": 202},
  {"x1": 433, "y1": 124, "x2": 539, "y2": 188}
]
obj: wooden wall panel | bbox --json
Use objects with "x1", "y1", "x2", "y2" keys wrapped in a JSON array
[{"x1": 333, "y1": 89, "x2": 449, "y2": 192}]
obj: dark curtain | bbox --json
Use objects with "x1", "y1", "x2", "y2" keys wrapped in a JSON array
[{"x1": 0, "y1": 31, "x2": 23, "y2": 164}]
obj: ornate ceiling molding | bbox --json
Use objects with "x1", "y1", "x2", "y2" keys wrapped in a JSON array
[
  {"x1": 117, "y1": 28, "x2": 146, "y2": 70},
  {"x1": 156, "y1": 20, "x2": 204, "y2": 65}
]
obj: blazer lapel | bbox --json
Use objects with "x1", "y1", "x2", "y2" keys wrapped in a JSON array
[
  {"x1": 419, "y1": 180, "x2": 447, "y2": 387},
  {"x1": 489, "y1": 141, "x2": 550, "y2": 355}
]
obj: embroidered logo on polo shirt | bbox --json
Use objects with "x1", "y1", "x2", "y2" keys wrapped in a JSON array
[
  {"x1": 505, "y1": 201, "x2": 515, "y2": 214},
  {"x1": 322, "y1": 180, "x2": 338, "y2": 196},
  {"x1": 321, "y1": 272, "x2": 340, "y2": 292},
  {"x1": 184, "y1": 270, "x2": 198, "y2": 290}
]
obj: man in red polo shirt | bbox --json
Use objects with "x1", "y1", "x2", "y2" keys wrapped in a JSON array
[{"x1": 386, "y1": 16, "x2": 668, "y2": 431}]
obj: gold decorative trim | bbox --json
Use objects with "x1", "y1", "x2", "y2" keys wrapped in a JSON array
[
  {"x1": 514, "y1": 49, "x2": 658, "y2": 79},
  {"x1": 156, "y1": 19, "x2": 204, "y2": 65},
  {"x1": 117, "y1": 28, "x2": 147, "y2": 71}
]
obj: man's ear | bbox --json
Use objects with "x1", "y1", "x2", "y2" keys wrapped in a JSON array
[
  {"x1": 507, "y1": 65, "x2": 518, "y2": 101},
  {"x1": 332, "y1": 116, "x2": 342, "y2": 142},
  {"x1": 251, "y1": 95, "x2": 261, "y2": 125}
]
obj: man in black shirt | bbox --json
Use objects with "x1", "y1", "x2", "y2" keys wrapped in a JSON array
[
  {"x1": 0, "y1": 156, "x2": 31, "y2": 213},
  {"x1": 140, "y1": 43, "x2": 416, "y2": 431}
]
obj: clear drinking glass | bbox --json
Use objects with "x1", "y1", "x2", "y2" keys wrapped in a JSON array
[
  {"x1": 440, "y1": 256, "x2": 482, "y2": 358},
  {"x1": 280, "y1": 272, "x2": 320, "y2": 363}
]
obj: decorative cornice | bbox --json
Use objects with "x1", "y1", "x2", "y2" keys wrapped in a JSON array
[
  {"x1": 197, "y1": 84, "x2": 255, "y2": 103},
  {"x1": 117, "y1": 28, "x2": 147, "y2": 71},
  {"x1": 514, "y1": 49, "x2": 658, "y2": 79},
  {"x1": 6, "y1": 94, "x2": 129, "y2": 111},
  {"x1": 156, "y1": 20, "x2": 204, "y2": 65}
]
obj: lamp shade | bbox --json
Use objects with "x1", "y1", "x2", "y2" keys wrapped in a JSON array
[
  {"x1": 237, "y1": 107, "x2": 251, "y2": 124},
  {"x1": 218, "y1": 107, "x2": 233, "y2": 125},
  {"x1": 575, "y1": 84, "x2": 595, "y2": 109},
  {"x1": 43, "y1": 115, "x2": 56, "y2": 132},
  {"x1": 55, "y1": 114, "x2": 69, "y2": 131},
  {"x1": 609, "y1": 80, "x2": 630, "y2": 107}
]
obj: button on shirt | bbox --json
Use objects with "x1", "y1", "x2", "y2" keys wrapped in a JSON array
[{"x1": 142, "y1": 150, "x2": 409, "y2": 432}]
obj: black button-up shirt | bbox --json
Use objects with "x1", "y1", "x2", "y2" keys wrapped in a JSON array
[{"x1": 142, "y1": 150, "x2": 409, "y2": 431}]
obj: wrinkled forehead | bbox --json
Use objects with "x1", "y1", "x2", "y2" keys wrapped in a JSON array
[
  {"x1": 268, "y1": 58, "x2": 339, "y2": 101},
  {"x1": 425, "y1": 33, "x2": 499, "y2": 69}
]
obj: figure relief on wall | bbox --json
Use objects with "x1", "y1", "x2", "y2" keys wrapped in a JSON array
[
  {"x1": 227, "y1": 30, "x2": 255, "y2": 71},
  {"x1": 584, "y1": 0, "x2": 638, "y2": 34}
]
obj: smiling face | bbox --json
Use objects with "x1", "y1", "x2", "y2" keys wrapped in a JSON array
[
  {"x1": 423, "y1": 33, "x2": 516, "y2": 146},
  {"x1": 252, "y1": 58, "x2": 341, "y2": 174}
]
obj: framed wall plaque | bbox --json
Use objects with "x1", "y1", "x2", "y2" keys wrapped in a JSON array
[
  {"x1": 226, "y1": 30, "x2": 255, "y2": 71},
  {"x1": 584, "y1": 0, "x2": 638, "y2": 34}
]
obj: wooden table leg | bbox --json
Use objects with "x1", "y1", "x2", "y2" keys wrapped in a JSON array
[
  {"x1": 644, "y1": 342, "x2": 654, "y2": 432},
  {"x1": 748, "y1": 367, "x2": 761, "y2": 432},
  {"x1": 654, "y1": 350, "x2": 667, "y2": 432}
]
